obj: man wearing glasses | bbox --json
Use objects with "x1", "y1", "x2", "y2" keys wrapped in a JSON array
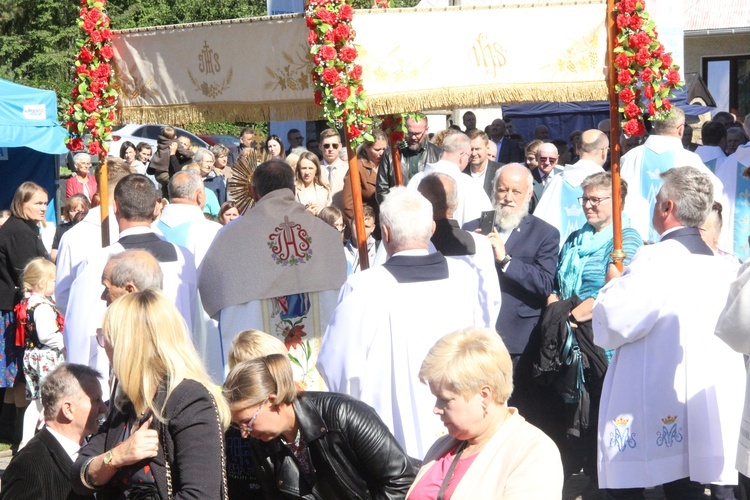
[
  {"x1": 376, "y1": 115, "x2": 443, "y2": 204},
  {"x1": 318, "y1": 128, "x2": 349, "y2": 208},
  {"x1": 529, "y1": 142, "x2": 560, "y2": 213},
  {"x1": 534, "y1": 130, "x2": 608, "y2": 246}
]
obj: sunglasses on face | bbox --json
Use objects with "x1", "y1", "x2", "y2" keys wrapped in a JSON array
[{"x1": 323, "y1": 143, "x2": 341, "y2": 150}]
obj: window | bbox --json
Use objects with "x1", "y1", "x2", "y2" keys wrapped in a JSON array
[{"x1": 703, "y1": 55, "x2": 750, "y2": 117}]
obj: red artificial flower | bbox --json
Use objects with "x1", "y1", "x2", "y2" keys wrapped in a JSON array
[
  {"x1": 86, "y1": 117, "x2": 98, "y2": 129},
  {"x1": 307, "y1": 30, "x2": 317, "y2": 45},
  {"x1": 90, "y1": 79, "x2": 103, "y2": 93},
  {"x1": 313, "y1": 54, "x2": 322, "y2": 65},
  {"x1": 617, "y1": 70, "x2": 633, "y2": 86},
  {"x1": 643, "y1": 84, "x2": 654, "y2": 99},
  {"x1": 90, "y1": 30, "x2": 103, "y2": 44},
  {"x1": 100, "y1": 45, "x2": 114, "y2": 60},
  {"x1": 319, "y1": 45, "x2": 336, "y2": 61},
  {"x1": 79, "y1": 47, "x2": 94, "y2": 64},
  {"x1": 68, "y1": 105, "x2": 75, "y2": 115},
  {"x1": 624, "y1": 102, "x2": 640, "y2": 119},
  {"x1": 88, "y1": 141, "x2": 103, "y2": 156},
  {"x1": 76, "y1": 64, "x2": 89, "y2": 75},
  {"x1": 108, "y1": 111, "x2": 115, "y2": 121},
  {"x1": 619, "y1": 87, "x2": 636, "y2": 103},
  {"x1": 348, "y1": 64, "x2": 363, "y2": 80},
  {"x1": 321, "y1": 67, "x2": 340, "y2": 85},
  {"x1": 324, "y1": 30, "x2": 337, "y2": 42},
  {"x1": 628, "y1": 14, "x2": 643, "y2": 30},
  {"x1": 623, "y1": 118, "x2": 645, "y2": 137},
  {"x1": 315, "y1": 8, "x2": 336, "y2": 25},
  {"x1": 355, "y1": 84, "x2": 364, "y2": 95},
  {"x1": 628, "y1": 32, "x2": 651, "y2": 50},
  {"x1": 314, "y1": 91, "x2": 323, "y2": 106},
  {"x1": 331, "y1": 85, "x2": 350, "y2": 102},
  {"x1": 339, "y1": 46, "x2": 357, "y2": 63},
  {"x1": 647, "y1": 101, "x2": 657, "y2": 116},
  {"x1": 100, "y1": 28, "x2": 112, "y2": 41},
  {"x1": 103, "y1": 95, "x2": 116, "y2": 106},
  {"x1": 634, "y1": 48, "x2": 650, "y2": 66},
  {"x1": 652, "y1": 44, "x2": 665, "y2": 57},
  {"x1": 659, "y1": 53, "x2": 672, "y2": 68},
  {"x1": 334, "y1": 24, "x2": 350, "y2": 41},
  {"x1": 666, "y1": 69, "x2": 680, "y2": 85},
  {"x1": 348, "y1": 124, "x2": 362, "y2": 138},
  {"x1": 86, "y1": 8, "x2": 101, "y2": 23},
  {"x1": 339, "y1": 4, "x2": 354, "y2": 21},
  {"x1": 615, "y1": 53, "x2": 631, "y2": 70},
  {"x1": 83, "y1": 19, "x2": 96, "y2": 34},
  {"x1": 69, "y1": 137, "x2": 84, "y2": 151},
  {"x1": 616, "y1": 14, "x2": 630, "y2": 29},
  {"x1": 94, "y1": 63, "x2": 111, "y2": 78},
  {"x1": 640, "y1": 67, "x2": 655, "y2": 82},
  {"x1": 390, "y1": 131, "x2": 405, "y2": 143},
  {"x1": 82, "y1": 98, "x2": 99, "y2": 113},
  {"x1": 616, "y1": 0, "x2": 637, "y2": 14},
  {"x1": 306, "y1": 16, "x2": 316, "y2": 29},
  {"x1": 662, "y1": 98, "x2": 672, "y2": 111}
]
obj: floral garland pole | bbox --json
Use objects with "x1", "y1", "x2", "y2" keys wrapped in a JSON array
[
  {"x1": 613, "y1": 0, "x2": 682, "y2": 137},
  {"x1": 64, "y1": 0, "x2": 118, "y2": 158},
  {"x1": 306, "y1": 0, "x2": 373, "y2": 146}
]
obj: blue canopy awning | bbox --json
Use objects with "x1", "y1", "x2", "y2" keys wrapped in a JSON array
[{"x1": 0, "y1": 79, "x2": 68, "y2": 155}]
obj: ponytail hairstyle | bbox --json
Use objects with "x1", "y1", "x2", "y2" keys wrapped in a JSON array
[{"x1": 222, "y1": 354, "x2": 297, "y2": 408}]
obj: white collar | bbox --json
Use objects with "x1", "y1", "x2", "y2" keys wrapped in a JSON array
[{"x1": 45, "y1": 425, "x2": 83, "y2": 461}]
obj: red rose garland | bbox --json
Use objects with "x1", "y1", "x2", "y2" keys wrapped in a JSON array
[
  {"x1": 613, "y1": 0, "x2": 682, "y2": 137},
  {"x1": 65, "y1": 0, "x2": 118, "y2": 157},
  {"x1": 306, "y1": 0, "x2": 373, "y2": 145}
]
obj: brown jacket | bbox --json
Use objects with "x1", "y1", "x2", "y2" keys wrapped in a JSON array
[{"x1": 341, "y1": 155, "x2": 378, "y2": 221}]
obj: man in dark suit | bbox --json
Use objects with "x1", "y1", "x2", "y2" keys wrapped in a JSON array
[
  {"x1": 465, "y1": 130, "x2": 503, "y2": 199},
  {"x1": 1, "y1": 363, "x2": 105, "y2": 499},
  {"x1": 529, "y1": 142, "x2": 560, "y2": 213},
  {"x1": 488, "y1": 119, "x2": 523, "y2": 164},
  {"x1": 485, "y1": 163, "x2": 560, "y2": 361}
]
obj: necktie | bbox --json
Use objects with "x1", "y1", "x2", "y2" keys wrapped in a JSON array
[{"x1": 328, "y1": 165, "x2": 335, "y2": 187}]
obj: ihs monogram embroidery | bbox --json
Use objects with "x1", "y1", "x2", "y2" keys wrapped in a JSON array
[{"x1": 268, "y1": 216, "x2": 313, "y2": 266}]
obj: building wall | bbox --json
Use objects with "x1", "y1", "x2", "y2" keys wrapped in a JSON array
[{"x1": 684, "y1": 33, "x2": 750, "y2": 75}]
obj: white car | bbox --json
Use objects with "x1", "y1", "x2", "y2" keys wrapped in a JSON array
[{"x1": 108, "y1": 124, "x2": 209, "y2": 157}]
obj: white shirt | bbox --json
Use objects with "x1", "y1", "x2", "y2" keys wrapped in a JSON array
[{"x1": 45, "y1": 425, "x2": 82, "y2": 462}]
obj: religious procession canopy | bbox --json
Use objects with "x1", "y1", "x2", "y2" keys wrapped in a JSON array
[{"x1": 112, "y1": 0, "x2": 608, "y2": 124}]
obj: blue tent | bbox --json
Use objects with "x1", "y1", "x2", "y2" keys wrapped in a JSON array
[{"x1": 0, "y1": 78, "x2": 68, "y2": 217}]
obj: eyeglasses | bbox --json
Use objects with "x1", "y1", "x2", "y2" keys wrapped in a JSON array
[
  {"x1": 407, "y1": 129, "x2": 426, "y2": 138},
  {"x1": 538, "y1": 157, "x2": 557, "y2": 163},
  {"x1": 578, "y1": 196, "x2": 611, "y2": 207},
  {"x1": 230, "y1": 399, "x2": 266, "y2": 434},
  {"x1": 323, "y1": 143, "x2": 341, "y2": 150}
]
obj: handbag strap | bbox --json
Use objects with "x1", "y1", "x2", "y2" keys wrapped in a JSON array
[
  {"x1": 437, "y1": 441, "x2": 467, "y2": 500},
  {"x1": 561, "y1": 321, "x2": 577, "y2": 364},
  {"x1": 160, "y1": 391, "x2": 228, "y2": 500}
]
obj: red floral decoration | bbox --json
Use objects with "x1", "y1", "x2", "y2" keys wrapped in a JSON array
[
  {"x1": 65, "y1": 0, "x2": 118, "y2": 158},
  {"x1": 613, "y1": 0, "x2": 682, "y2": 137},
  {"x1": 306, "y1": 0, "x2": 374, "y2": 146}
]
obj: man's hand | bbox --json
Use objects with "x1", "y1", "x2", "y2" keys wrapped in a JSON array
[{"x1": 486, "y1": 228, "x2": 507, "y2": 262}]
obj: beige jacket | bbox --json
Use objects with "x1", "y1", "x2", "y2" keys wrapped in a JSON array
[{"x1": 407, "y1": 409, "x2": 563, "y2": 499}]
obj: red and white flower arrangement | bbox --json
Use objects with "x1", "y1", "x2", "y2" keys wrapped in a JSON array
[
  {"x1": 306, "y1": 0, "x2": 373, "y2": 146},
  {"x1": 613, "y1": 0, "x2": 682, "y2": 137},
  {"x1": 64, "y1": 0, "x2": 118, "y2": 158}
]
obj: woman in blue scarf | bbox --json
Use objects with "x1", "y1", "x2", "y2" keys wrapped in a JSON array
[{"x1": 547, "y1": 171, "x2": 642, "y2": 493}]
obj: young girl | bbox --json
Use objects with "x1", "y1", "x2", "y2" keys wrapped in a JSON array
[{"x1": 14, "y1": 258, "x2": 65, "y2": 449}]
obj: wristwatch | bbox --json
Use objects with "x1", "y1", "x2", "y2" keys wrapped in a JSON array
[
  {"x1": 103, "y1": 450, "x2": 119, "y2": 470},
  {"x1": 498, "y1": 254, "x2": 512, "y2": 269}
]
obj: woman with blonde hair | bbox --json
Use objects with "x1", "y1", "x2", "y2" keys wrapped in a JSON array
[
  {"x1": 407, "y1": 327, "x2": 563, "y2": 499},
  {"x1": 294, "y1": 151, "x2": 330, "y2": 215},
  {"x1": 223, "y1": 353, "x2": 415, "y2": 498},
  {"x1": 72, "y1": 289, "x2": 230, "y2": 499}
]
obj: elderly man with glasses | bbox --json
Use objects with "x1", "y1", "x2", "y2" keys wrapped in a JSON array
[
  {"x1": 528, "y1": 142, "x2": 560, "y2": 213},
  {"x1": 376, "y1": 115, "x2": 443, "y2": 204}
]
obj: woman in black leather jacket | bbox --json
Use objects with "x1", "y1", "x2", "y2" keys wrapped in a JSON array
[{"x1": 223, "y1": 354, "x2": 416, "y2": 499}]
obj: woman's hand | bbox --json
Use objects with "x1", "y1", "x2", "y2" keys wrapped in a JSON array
[
  {"x1": 112, "y1": 415, "x2": 159, "y2": 468},
  {"x1": 568, "y1": 298, "x2": 596, "y2": 328},
  {"x1": 605, "y1": 262, "x2": 623, "y2": 283}
]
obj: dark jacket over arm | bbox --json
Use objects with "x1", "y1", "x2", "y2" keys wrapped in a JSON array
[
  {"x1": 71, "y1": 379, "x2": 225, "y2": 500},
  {"x1": 251, "y1": 392, "x2": 416, "y2": 499}
]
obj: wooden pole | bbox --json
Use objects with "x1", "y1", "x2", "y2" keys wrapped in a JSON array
[
  {"x1": 98, "y1": 157, "x2": 110, "y2": 247},
  {"x1": 389, "y1": 137, "x2": 404, "y2": 187},
  {"x1": 343, "y1": 124, "x2": 369, "y2": 270},
  {"x1": 607, "y1": 0, "x2": 625, "y2": 272}
]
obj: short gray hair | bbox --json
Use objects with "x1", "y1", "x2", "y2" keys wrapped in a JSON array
[
  {"x1": 652, "y1": 107, "x2": 685, "y2": 135},
  {"x1": 41, "y1": 363, "x2": 102, "y2": 421},
  {"x1": 418, "y1": 173, "x2": 458, "y2": 217},
  {"x1": 494, "y1": 163, "x2": 534, "y2": 193},
  {"x1": 210, "y1": 144, "x2": 229, "y2": 157},
  {"x1": 193, "y1": 148, "x2": 214, "y2": 165},
  {"x1": 441, "y1": 132, "x2": 471, "y2": 154},
  {"x1": 73, "y1": 152, "x2": 92, "y2": 165},
  {"x1": 380, "y1": 187, "x2": 434, "y2": 250},
  {"x1": 108, "y1": 249, "x2": 163, "y2": 291},
  {"x1": 169, "y1": 169, "x2": 204, "y2": 200},
  {"x1": 658, "y1": 166, "x2": 713, "y2": 227}
]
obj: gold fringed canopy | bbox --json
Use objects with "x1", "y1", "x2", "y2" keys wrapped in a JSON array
[{"x1": 112, "y1": 0, "x2": 608, "y2": 123}]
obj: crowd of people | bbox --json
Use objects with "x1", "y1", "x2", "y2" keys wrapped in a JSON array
[{"x1": 0, "y1": 109, "x2": 748, "y2": 499}]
